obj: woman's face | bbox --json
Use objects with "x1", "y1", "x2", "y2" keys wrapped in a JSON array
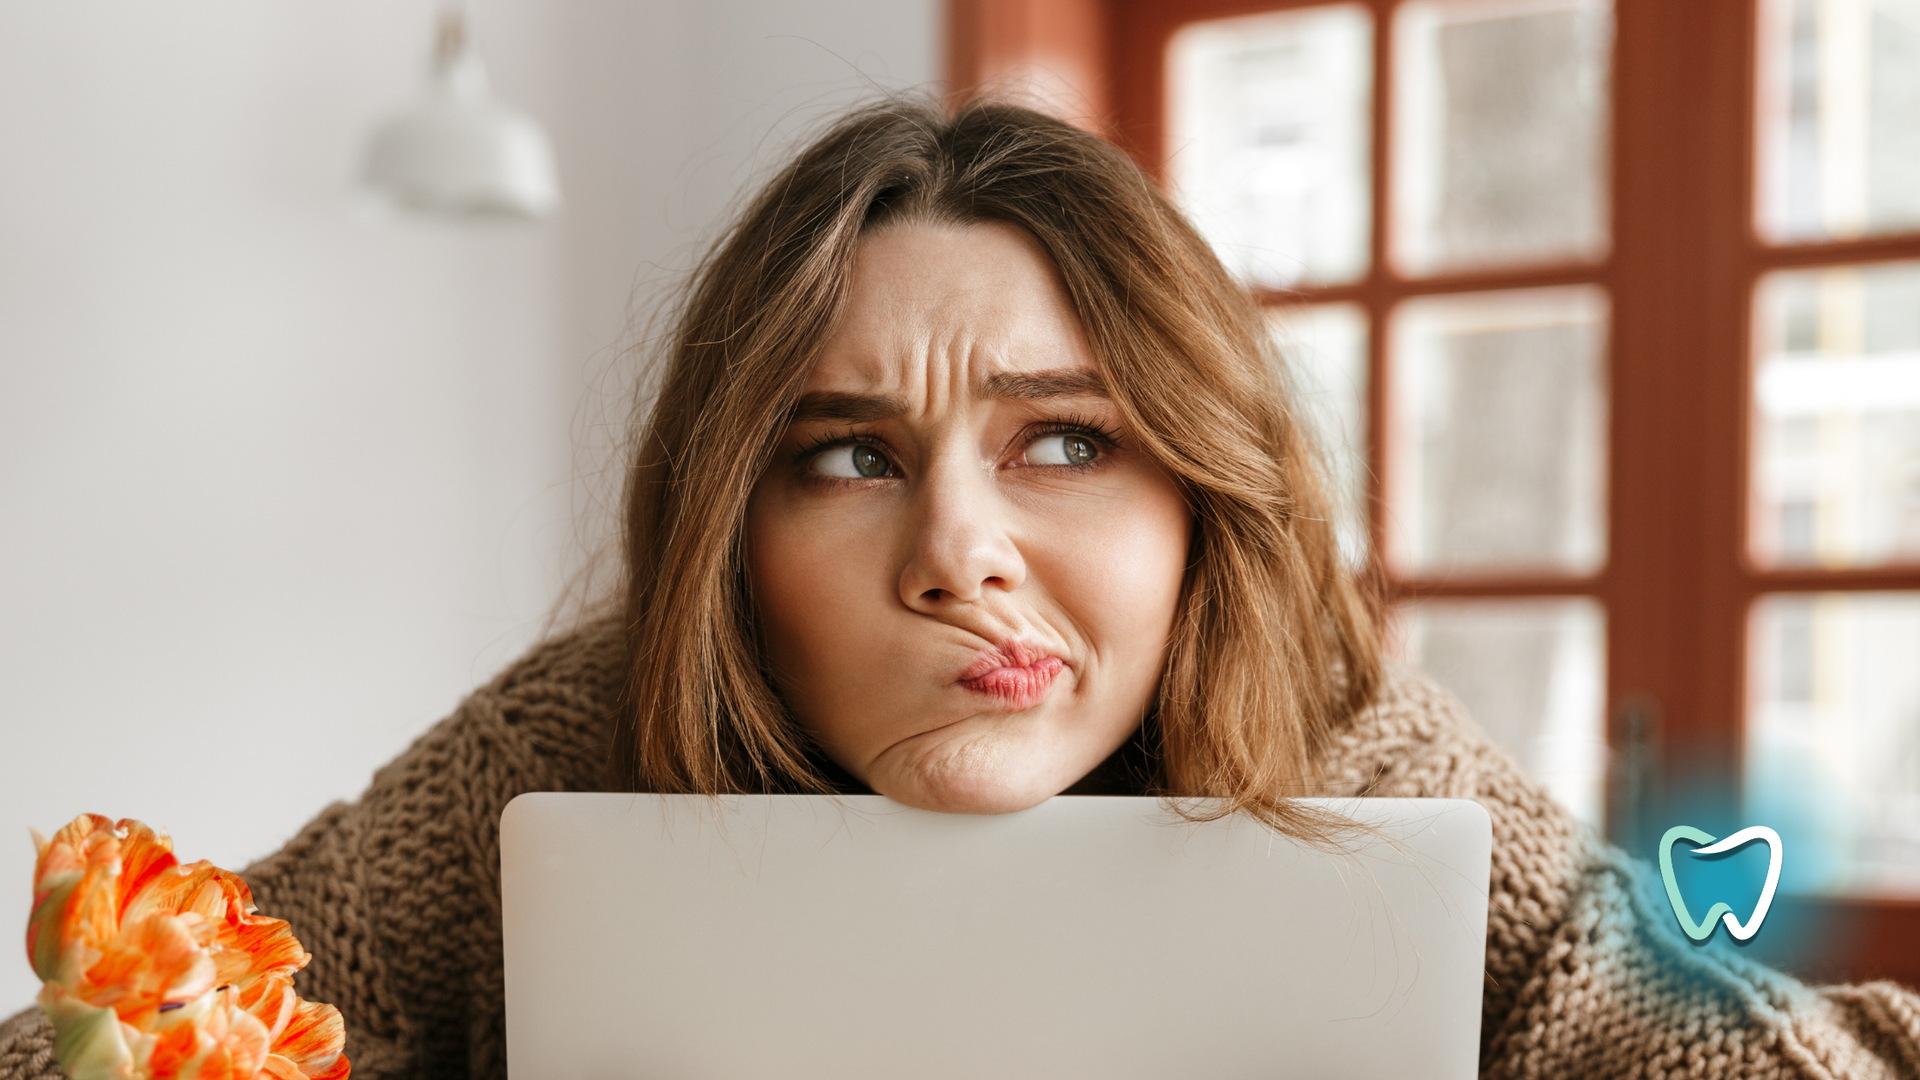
[{"x1": 746, "y1": 221, "x2": 1190, "y2": 814}]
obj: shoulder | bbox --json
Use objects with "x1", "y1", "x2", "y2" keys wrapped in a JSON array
[
  {"x1": 246, "y1": 612, "x2": 629, "y2": 901},
  {"x1": 1322, "y1": 659, "x2": 1567, "y2": 818},
  {"x1": 1319, "y1": 660, "x2": 1589, "y2": 1038},
  {"x1": 1323, "y1": 655, "x2": 1583, "y2": 877},
  {"x1": 236, "y1": 615, "x2": 631, "y2": 1079},
  {"x1": 1318, "y1": 658, "x2": 1582, "y2": 924},
  {"x1": 1321, "y1": 655, "x2": 1582, "y2": 869},
  {"x1": 365, "y1": 612, "x2": 629, "y2": 802},
  {"x1": 483, "y1": 610, "x2": 630, "y2": 705}
]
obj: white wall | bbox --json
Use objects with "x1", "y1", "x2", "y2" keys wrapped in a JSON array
[{"x1": 0, "y1": 0, "x2": 937, "y2": 1010}]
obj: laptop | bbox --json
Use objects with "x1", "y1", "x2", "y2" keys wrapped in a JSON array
[{"x1": 501, "y1": 794, "x2": 1491, "y2": 1079}]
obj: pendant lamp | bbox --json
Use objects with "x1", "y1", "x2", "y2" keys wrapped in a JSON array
[{"x1": 363, "y1": 8, "x2": 561, "y2": 220}]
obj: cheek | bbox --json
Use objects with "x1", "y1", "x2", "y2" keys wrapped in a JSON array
[
  {"x1": 1027, "y1": 474, "x2": 1190, "y2": 659},
  {"x1": 744, "y1": 486, "x2": 891, "y2": 706}
]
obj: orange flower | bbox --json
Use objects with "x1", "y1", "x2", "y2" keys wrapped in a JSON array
[{"x1": 27, "y1": 815, "x2": 349, "y2": 1080}]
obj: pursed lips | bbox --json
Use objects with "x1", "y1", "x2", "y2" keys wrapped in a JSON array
[{"x1": 955, "y1": 642, "x2": 1065, "y2": 711}]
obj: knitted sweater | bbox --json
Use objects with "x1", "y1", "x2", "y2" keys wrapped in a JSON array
[{"x1": 5, "y1": 617, "x2": 1918, "y2": 1079}]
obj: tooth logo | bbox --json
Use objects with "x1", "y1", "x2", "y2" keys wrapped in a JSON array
[{"x1": 1658, "y1": 825, "x2": 1784, "y2": 942}]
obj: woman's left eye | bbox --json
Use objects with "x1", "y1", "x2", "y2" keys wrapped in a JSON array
[
  {"x1": 811, "y1": 443, "x2": 894, "y2": 479},
  {"x1": 1026, "y1": 434, "x2": 1100, "y2": 467}
]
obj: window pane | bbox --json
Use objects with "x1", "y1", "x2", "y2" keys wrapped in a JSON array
[
  {"x1": 1391, "y1": 0, "x2": 1613, "y2": 276},
  {"x1": 1747, "y1": 592, "x2": 1920, "y2": 897},
  {"x1": 1396, "y1": 596, "x2": 1607, "y2": 827},
  {"x1": 1387, "y1": 286, "x2": 1608, "y2": 576},
  {"x1": 1750, "y1": 262, "x2": 1920, "y2": 568},
  {"x1": 1167, "y1": 4, "x2": 1373, "y2": 288},
  {"x1": 1269, "y1": 303, "x2": 1371, "y2": 566},
  {"x1": 1756, "y1": 0, "x2": 1920, "y2": 244}
]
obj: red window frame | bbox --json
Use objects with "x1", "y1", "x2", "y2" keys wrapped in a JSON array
[{"x1": 949, "y1": 0, "x2": 1920, "y2": 988}]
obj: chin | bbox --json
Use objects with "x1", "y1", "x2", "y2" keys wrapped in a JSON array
[
  {"x1": 900, "y1": 783, "x2": 1056, "y2": 816},
  {"x1": 884, "y1": 754, "x2": 1069, "y2": 816}
]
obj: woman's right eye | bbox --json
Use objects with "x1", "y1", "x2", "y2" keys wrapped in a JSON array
[{"x1": 811, "y1": 444, "x2": 893, "y2": 479}]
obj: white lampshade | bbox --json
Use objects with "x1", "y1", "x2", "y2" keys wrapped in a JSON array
[{"x1": 363, "y1": 11, "x2": 561, "y2": 221}]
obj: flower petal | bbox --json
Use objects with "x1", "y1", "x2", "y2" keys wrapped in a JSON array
[
  {"x1": 38, "y1": 983, "x2": 135, "y2": 1080},
  {"x1": 27, "y1": 874, "x2": 81, "y2": 985},
  {"x1": 237, "y1": 974, "x2": 296, "y2": 1045},
  {"x1": 119, "y1": 864, "x2": 219, "y2": 929},
  {"x1": 83, "y1": 915, "x2": 217, "y2": 1027},
  {"x1": 305, "y1": 1051, "x2": 350, "y2": 1080},
  {"x1": 33, "y1": 819, "x2": 130, "y2": 989},
  {"x1": 200, "y1": 998, "x2": 273, "y2": 1080},
  {"x1": 109, "y1": 821, "x2": 179, "y2": 919},
  {"x1": 269, "y1": 1000, "x2": 347, "y2": 1076},
  {"x1": 33, "y1": 815, "x2": 112, "y2": 891},
  {"x1": 30, "y1": 816, "x2": 348, "y2": 1080},
  {"x1": 144, "y1": 1012, "x2": 202, "y2": 1078},
  {"x1": 143, "y1": 990, "x2": 272, "y2": 1080},
  {"x1": 220, "y1": 910, "x2": 309, "y2": 985}
]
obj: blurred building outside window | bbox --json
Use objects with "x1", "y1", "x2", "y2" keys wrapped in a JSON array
[
  {"x1": 1755, "y1": 0, "x2": 1920, "y2": 245},
  {"x1": 1390, "y1": 0, "x2": 1612, "y2": 276},
  {"x1": 1749, "y1": 592, "x2": 1920, "y2": 896},
  {"x1": 1168, "y1": 5, "x2": 1374, "y2": 288}
]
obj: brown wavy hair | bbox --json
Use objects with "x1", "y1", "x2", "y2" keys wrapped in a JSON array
[{"x1": 610, "y1": 98, "x2": 1381, "y2": 837}]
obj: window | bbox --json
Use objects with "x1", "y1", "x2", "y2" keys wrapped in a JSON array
[
  {"x1": 1157, "y1": 0, "x2": 1620, "y2": 836},
  {"x1": 950, "y1": 0, "x2": 1920, "y2": 985},
  {"x1": 1744, "y1": 0, "x2": 1920, "y2": 914}
]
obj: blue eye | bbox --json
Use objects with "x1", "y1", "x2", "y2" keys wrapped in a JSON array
[
  {"x1": 813, "y1": 444, "x2": 892, "y2": 478},
  {"x1": 1027, "y1": 434, "x2": 1099, "y2": 466}
]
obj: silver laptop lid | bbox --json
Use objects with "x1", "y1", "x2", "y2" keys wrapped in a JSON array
[{"x1": 502, "y1": 794, "x2": 1490, "y2": 1080}]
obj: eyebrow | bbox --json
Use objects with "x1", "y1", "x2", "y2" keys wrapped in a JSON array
[
  {"x1": 789, "y1": 391, "x2": 908, "y2": 424},
  {"x1": 786, "y1": 368, "x2": 1109, "y2": 425},
  {"x1": 982, "y1": 369, "x2": 1109, "y2": 400}
]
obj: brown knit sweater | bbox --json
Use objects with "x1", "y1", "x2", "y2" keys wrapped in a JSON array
[{"x1": 6, "y1": 617, "x2": 1919, "y2": 1079}]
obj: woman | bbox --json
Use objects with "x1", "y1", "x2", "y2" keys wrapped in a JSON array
[{"x1": 6, "y1": 100, "x2": 1917, "y2": 1080}]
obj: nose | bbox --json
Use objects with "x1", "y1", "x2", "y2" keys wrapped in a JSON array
[{"x1": 898, "y1": 452, "x2": 1026, "y2": 612}]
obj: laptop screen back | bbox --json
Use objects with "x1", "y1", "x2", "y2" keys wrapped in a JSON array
[{"x1": 501, "y1": 794, "x2": 1490, "y2": 1079}]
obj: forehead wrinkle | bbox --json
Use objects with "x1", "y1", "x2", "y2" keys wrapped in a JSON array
[
  {"x1": 807, "y1": 226, "x2": 1099, "y2": 424},
  {"x1": 797, "y1": 321, "x2": 974, "y2": 425}
]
